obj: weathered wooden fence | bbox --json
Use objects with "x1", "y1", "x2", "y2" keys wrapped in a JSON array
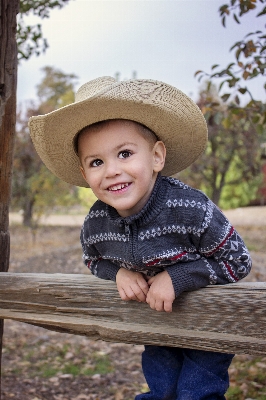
[{"x1": 0, "y1": 272, "x2": 265, "y2": 356}]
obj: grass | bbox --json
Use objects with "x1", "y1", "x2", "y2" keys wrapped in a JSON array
[
  {"x1": 38, "y1": 351, "x2": 113, "y2": 378},
  {"x1": 226, "y1": 356, "x2": 266, "y2": 399},
  {"x1": 3, "y1": 339, "x2": 113, "y2": 379},
  {"x1": 6, "y1": 337, "x2": 266, "y2": 398}
]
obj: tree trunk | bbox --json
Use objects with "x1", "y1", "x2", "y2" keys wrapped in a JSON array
[
  {"x1": 211, "y1": 186, "x2": 222, "y2": 206},
  {"x1": 0, "y1": 0, "x2": 19, "y2": 397},
  {"x1": 23, "y1": 197, "x2": 34, "y2": 227}
]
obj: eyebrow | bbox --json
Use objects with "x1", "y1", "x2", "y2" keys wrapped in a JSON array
[
  {"x1": 115, "y1": 141, "x2": 138, "y2": 150},
  {"x1": 83, "y1": 142, "x2": 138, "y2": 162}
]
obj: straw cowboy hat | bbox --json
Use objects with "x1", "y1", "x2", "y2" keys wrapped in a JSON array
[{"x1": 29, "y1": 76, "x2": 208, "y2": 187}]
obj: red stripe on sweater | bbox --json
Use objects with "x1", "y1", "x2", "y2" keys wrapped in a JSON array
[
  {"x1": 205, "y1": 226, "x2": 235, "y2": 256},
  {"x1": 146, "y1": 251, "x2": 187, "y2": 267},
  {"x1": 87, "y1": 258, "x2": 102, "y2": 270},
  {"x1": 224, "y1": 261, "x2": 239, "y2": 282}
]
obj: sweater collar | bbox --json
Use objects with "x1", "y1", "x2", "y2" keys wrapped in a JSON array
[{"x1": 105, "y1": 174, "x2": 169, "y2": 226}]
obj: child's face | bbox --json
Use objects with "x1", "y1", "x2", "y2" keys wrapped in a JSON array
[{"x1": 78, "y1": 120, "x2": 166, "y2": 217}]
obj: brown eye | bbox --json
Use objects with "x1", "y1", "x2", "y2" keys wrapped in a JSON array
[
  {"x1": 118, "y1": 150, "x2": 132, "y2": 159},
  {"x1": 91, "y1": 159, "x2": 103, "y2": 167}
]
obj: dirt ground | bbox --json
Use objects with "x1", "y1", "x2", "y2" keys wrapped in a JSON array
[{"x1": 2, "y1": 208, "x2": 266, "y2": 400}]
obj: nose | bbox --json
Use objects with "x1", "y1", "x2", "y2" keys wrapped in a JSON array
[{"x1": 104, "y1": 159, "x2": 121, "y2": 178}]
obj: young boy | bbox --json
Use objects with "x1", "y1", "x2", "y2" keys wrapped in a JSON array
[{"x1": 29, "y1": 76, "x2": 252, "y2": 400}]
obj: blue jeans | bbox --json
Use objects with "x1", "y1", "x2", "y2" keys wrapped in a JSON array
[{"x1": 135, "y1": 345, "x2": 234, "y2": 400}]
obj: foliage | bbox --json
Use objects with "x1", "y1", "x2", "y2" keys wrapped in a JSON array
[
  {"x1": 18, "y1": 0, "x2": 70, "y2": 61},
  {"x1": 36, "y1": 66, "x2": 78, "y2": 112},
  {"x1": 195, "y1": 0, "x2": 266, "y2": 101},
  {"x1": 77, "y1": 187, "x2": 98, "y2": 211},
  {"x1": 178, "y1": 84, "x2": 262, "y2": 208},
  {"x1": 12, "y1": 66, "x2": 79, "y2": 227},
  {"x1": 193, "y1": 1, "x2": 266, "y2": 208}
]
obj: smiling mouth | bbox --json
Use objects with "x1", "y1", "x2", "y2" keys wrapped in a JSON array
[{"x1": 108, "y1": 183, "x2": 131, "y2": 192}]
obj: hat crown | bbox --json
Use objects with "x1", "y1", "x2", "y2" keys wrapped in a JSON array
[{"x1": 75, "y1": 76, "x2": 116, "y2": 103}]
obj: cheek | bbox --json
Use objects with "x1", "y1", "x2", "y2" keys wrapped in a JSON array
[
  {"x1": 133, "y1": 158, "x2": 155, "y2": 178},
  {"x1": 81, "y1": 169, "x2": 96, "y2": 187},
  {"x1": 128, "y1": 155, "x2": 153, "y2": 173}
]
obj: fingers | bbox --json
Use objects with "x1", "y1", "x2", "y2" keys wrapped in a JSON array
[
  {"x1": 146, "y1": 271, "x2": 175, "y2": 312},
  {"x1": 125, "y1": 283, "x2": 147, "y2": 302},
  {"x1": 147, "y1": 276, "x2": 155, "y2": 286},
  {"x1": 118, "y1": 286, "x2": 138, "y2": 302},
  {"x1": 137, "y1": 276, "x2": 150, "y2": 296},
  {"x1": 116, "y1": 269, "x2": 149, "y2": 302},
  {"x1": 146, "y1": 292, "x2": 173, "y2": 313}
]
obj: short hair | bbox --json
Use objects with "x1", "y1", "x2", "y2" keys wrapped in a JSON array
[{"x1": 75, "y1": 119, "x2": 158, "y2": 155}]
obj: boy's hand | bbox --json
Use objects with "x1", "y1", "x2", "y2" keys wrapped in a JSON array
[
  {"x1": 146, "y1": 271, "x2": 175, "y2": 312},
  {"x1": 116, "y1": 268, "x2": 149, "y2": 303}
]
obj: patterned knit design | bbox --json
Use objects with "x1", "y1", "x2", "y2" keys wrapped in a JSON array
[{"x1": 80, "y1": 175, "x2": 252, "y2": 296}]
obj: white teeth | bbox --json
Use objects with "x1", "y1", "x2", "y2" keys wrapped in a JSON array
[{"x1": 109, "y1": 183, "x2": 129, "y2": 191}]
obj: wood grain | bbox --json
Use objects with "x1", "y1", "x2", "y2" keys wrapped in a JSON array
[
  {"x1": 0, "y1": 1, "x2": 19, "y2": 395},
  {"x1": 0, "y1": 273, "x2": 266, "y2": 355}
]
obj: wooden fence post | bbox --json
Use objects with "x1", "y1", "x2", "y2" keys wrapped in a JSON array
[{"x1": 0, "y1": 0, "x2": 19, "y2": 398}]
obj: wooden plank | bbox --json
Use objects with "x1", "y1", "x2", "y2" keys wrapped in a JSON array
[{"x1": 0, "y1": 273, "x2": 266, "y2": 355}]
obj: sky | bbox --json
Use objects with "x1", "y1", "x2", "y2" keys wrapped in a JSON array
[{"x1": 17, "y1": 0, "x2": 265, "y2": 106}]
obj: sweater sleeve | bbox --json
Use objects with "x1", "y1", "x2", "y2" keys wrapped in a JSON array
[
  {"x1": 80, "y1": 223, "x2": 120, "y2": 282},
  {"x1": 165, "y1": 201, "x2": 252, "y2": 297}
]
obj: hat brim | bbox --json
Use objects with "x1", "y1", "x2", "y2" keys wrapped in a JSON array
[{"x1": 29, "y1": 79, "x2": 208, "y2": 188}]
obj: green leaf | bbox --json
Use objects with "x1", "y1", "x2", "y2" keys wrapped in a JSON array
[
  {"x1": 251, "y1": 68, "x2": 259, "y2": 77},
  {"x1": 252, "y1": 115, "x2": 260, "y2": 124},
  {"x1": 222, "y1": 117, "x2": 231, "y2": 129},
  {"x1": 235, "y1": 48, "x2": 242, "y2": 60},
  {"x1": 238, "y1": 88, "x2": 247, "y2": 94},
  {"x1": 245, "y1": 32, "x2": 255, "y2": 38},
  {"x1": 233, "y1": 13, "x2": 241, "y2": 24},
  {"x1": 235, "y1": 95, "x2": 240, "y2": 105},
  {"x1": 207, "y1": 81, "x2": 212, "y2": 92},
  {"x1": 222, "y1": 16, "x2": 226, "y2": 27},
  {"x1": 198, "y1": 75, "x2": 206, "y2": 83},
  {"x1": 211, "y1": 64, "x2": 220, "y2": 70},
  {"x1": 221, "y1": 93, "x2": 231, "y2": 102},
  {"x1": 257, "y1": 6, "x2": 266, "y2": 17},
  {"x1": 230, "y1": 41, "x2": 242, "y2": 51},
  {"x1": 227, "y1": 62, "x2": 235, "y2": 69},
  {"x1": 219, "y1": 81, "x2": 226, "y2": 91},
  {"x1": 219, "y1": 4, "x2": 229, "y2": 14},
  {"x1": 194, "y1": 70, "x2": 203, "y2": 77}
]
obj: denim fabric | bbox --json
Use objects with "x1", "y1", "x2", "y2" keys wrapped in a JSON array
[{"x1": 135, "y1": 345, "x2": 234, "y2": 400}]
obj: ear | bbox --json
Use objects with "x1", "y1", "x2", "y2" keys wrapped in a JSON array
[
  {"x1": 152, "y1": 141, "x2": 166, "y2": 173},
  {"x1": 80, "y1": 165, "x2": 88, "y2": 183}
]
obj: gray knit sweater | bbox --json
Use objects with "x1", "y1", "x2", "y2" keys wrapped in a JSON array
[{"x1": 80, "y1": 175, "x2": 252, "y2": 297}]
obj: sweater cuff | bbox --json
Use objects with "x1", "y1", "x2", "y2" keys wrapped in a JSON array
[
  {"x1": 97, "y1": 259, "x2": 121, "y2": 282},
  {"x1": 165, "y1": 264, "x2": 196, "y2": 297}
]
